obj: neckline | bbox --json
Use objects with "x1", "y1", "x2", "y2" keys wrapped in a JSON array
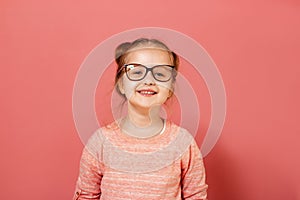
[{"x1": 111, "y1": 119, "x2": 171, "y2": 142}]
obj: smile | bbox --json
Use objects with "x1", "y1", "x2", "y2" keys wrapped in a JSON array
[{"x1": 137, "y1": 89, "x2": 157, "y2": 96}]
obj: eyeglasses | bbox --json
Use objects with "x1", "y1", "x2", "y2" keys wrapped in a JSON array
[{"x1": 120, "y1": 63, "x2": 175, "y2": 82}]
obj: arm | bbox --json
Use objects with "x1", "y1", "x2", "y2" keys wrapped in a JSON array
[
  {"x1": 73, "y1": 131, "x2": 103, "y2": 200},
  {"x1": 181, "y1": 139, "x2": 208, "y2": 200}
]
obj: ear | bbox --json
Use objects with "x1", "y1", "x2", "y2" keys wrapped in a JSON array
[
  {"x1": 117, "y1": 79, "x2": 125, "y2": 95},
  {"x1": 167, "y1": 86, "x2": 174, "y2": 99},
  {"x1": 169, "y1": 81, "x2": 175, "y2": 97},
  {"x1": 167, "y1": 90, "x2": 173, "y2": 99}
]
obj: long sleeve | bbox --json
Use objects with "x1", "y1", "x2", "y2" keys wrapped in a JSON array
[
  {"x1": 181, "y1": 139, "x2": 208, "y2": 200},
  {"x1": 73, "y1": 131, "x2": 104, "y2": 200}
]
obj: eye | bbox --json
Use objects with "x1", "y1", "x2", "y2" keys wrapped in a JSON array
[
  {"x1": 132, "y1": 70, "x2": 143, "y2": 75},
  {"x1": 155, "y1": 72, "x2": 166, "y2": 77}
]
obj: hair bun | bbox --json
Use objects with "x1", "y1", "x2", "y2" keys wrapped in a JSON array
[{"x1": 115, "y1": 42, "x2": 131, "y2": 60}]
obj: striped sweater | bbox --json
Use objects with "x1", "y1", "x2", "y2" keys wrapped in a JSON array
[{"x1": 73, "y1": 120, "x2": 208, "y2": 199}]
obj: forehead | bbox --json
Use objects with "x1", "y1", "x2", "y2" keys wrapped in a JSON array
[{"x1": 125, "y1": 48, "x2": 173, "y2": 65}]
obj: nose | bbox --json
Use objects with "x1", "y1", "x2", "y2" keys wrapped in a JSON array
[{"x1": 143, "y1": 70, "x2": 156, "y2": 85}]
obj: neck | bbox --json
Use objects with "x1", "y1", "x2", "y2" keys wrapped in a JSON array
[
  {"x1": 127, "y1": 103, "x2": 161, "y2": 127},
  {"x1": 120, "y1": 103, "x2": 165, "y2": 138}
]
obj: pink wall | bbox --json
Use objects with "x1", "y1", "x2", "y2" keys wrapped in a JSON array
[{"x1": 1, "y1": 0, "x2": 299, "y2": 199}]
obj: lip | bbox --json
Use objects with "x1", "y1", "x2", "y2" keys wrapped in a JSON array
[{"x1": 136, "y1": 89, "x2": 158, "y2": 96}]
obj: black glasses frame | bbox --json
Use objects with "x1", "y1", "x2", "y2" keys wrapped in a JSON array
[{"x1": 121, "y1": 63, "x2": 176, "y2": 82}]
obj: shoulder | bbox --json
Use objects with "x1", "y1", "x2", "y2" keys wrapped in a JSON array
[
  {"x1": 168, "y1": 121, "x2": 203, "y2": 158},
  {"x1": 165, "y1": 121, "x2": 198, "y2": 154},
  {"x1": 88, "y1": 121, "x2": 118, "y2": 141},
  {"x1": 84, "y1": 122, "x2": 117, "y2": 151},
  {"x1": 85, "y1": 120, "x2": 125, "y2": 150},
  {"x1": 168, "y1": 121, "x2": 194, "y2": 142}
]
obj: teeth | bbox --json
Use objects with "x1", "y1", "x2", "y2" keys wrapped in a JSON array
[{"x1": 139, "y1": 91, "x2": 155, "y2": 95}]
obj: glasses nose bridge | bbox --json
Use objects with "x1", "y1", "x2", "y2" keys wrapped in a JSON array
[{"x1": 143, "y1": 66, "x2": 156, "y2": 81}]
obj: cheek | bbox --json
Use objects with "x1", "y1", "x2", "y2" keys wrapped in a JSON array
[
  {"x1": 160, "y1": 89, "x2": 171, "y2": 100},
  {"x1": 158, "y1": 84, "x2": 173, "y2": 100},
  {"x1": 122, "y1": 80, "x2": 138, "y2": 99},
  {"x1": 158, "y1": 82, "x2": 173, "y2": 92}
]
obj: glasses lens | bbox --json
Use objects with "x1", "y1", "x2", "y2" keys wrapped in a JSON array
[
  {"x1": 126, "y1": 64, "x2": 146, "y2": 80},
  {"x1": 152, "y1": 65, "x2": 173, "y2": 81}
]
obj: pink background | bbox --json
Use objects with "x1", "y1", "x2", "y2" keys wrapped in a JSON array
[{"x1": 1, "y1": 0, "x2": 300, "y2": 199}]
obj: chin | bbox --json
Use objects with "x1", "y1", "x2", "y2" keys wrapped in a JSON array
[{"x1": 129, "y1": 101, "x2": 163, "y2": 111}]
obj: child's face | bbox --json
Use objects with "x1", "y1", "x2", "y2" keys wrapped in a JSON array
[{"x1": 118, "y1": 47, "x2": 174, "y2": 110}]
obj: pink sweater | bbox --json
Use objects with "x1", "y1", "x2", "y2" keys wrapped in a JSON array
[{"x1": 73, "y1": 121, "x2": 208, "y2": 199}]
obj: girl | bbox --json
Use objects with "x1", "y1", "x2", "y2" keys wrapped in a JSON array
[{"x1": 73, "y1": 38, "x2": 208, "y2": 199}]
